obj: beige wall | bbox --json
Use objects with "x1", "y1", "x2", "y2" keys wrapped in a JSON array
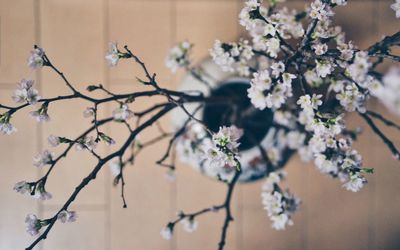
[{"x1": 0, "y1": 0, "x2": 399, "y2": 249}]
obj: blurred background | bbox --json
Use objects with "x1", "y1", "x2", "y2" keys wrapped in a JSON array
[{"x1": 0, "y1": 0, "x2": 399, "y2": 249}]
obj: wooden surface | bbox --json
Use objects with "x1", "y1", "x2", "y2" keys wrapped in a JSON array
[{"x1": 0, "y1": 0, "x2": 399, "y2": 249}]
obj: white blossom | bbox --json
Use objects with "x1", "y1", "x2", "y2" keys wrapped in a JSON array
[
  {"x1": 314, "y1": 153, "x2": 338, "y2": 174},
  {"x1": 48, "y1": 135, "x2": 60, "y2": 147},
  {"x1": 108, "y1": 159, "x2": 121, "y2": 177},
  {"x1": 25, "y1": 214, "x2": 42, "y2": 236},
  {"x1": 13, "y1": 181, "x2": 31, "y2": 194},
  {"x1": 247, "y1": 84, "x2": 267, "y2": 110},
  {"x1": 29, "y1": 110, "x2": 50, "y2": 123},
  {"x1": 343, "y1": 174, "x2": 366, "y2": 192},
  {"x1": 213, "y1": 126, "x2": 243, "y2": 151},
  {"x1": 160, "y1": 226, "x2": 173, "y2": 240},
  {"x1": 371, "y1": 67, "x2": 400, "y2": 116},
  {"x1": 271, "y1": 62, "x2": 285, "y2": 78},
  {"x1": 332, "y1": 0, "x2": 347, "y2": 6},
  {"x1": 33, "y1": 189, "x2": 52, "y2": 200},
  {"x1": 202, "y1": 126, "x2": 243, "y2": 169},
  {"x1": 262, "y1": 171, "x2": 285, "y2": 192},
  {"x1": 304, "y1": 69, "x2": 323, "y2": 87},
  {"x1": 83, "y1": 107, "x2": 95, "y2": 118},
  {"x1": 251, "y1": 70, "x2": 272, "y2": 90},
  {"x1": 239, "y1": 0, "x2": 262, "y2": 31},
  {"x1": 310, "y1": 94, "x2": 323, "y2": 109},
  {"x1": 271, "y1": 213, "x2": 293, "y2": 230},
  {"x1": 312, "y1": 43, "x2": 328, "y2": 55},
  {"x1": 12, "y1": 79, "x2": 40, "y2": 105},
  {"x1": 112, "y1": 105, "x2": 134, "y2": 121},
  {"x1": 57, "y1": 210, "x2": 77, "y2": 223},
  {"x1": 297, "y1": 95, "x2": 312, "y2": 110},
  {"x1": 316, "y1": 60, "x2": 334, "y2": 78},
  {"x1": 165, "y1": 41, "x2": 192, "y2": 73},
  {"x1": 266, "y1": 38, "x2": 280, "y2": 58},
  {"x1": 75, "y1": 136, "x2": 97, "y2": 151},
  {"x1": 0, "y1": 116, "x2": 17, "y2": 135},
  {"x1": 262, "y1": 191, "x2": 284, "y2": 216},
  {"x1": 105, "y1": 42, "x2": 120, "y2": 66},
  {"x1": 391, "y1": 0, "x2": 400, "y2": 18},
  {"x1": 33, "y1": 150, "x2": 53, "y2": 167},
  {"x1": 347, "y1": 51, "x2": 371, "y2": 83},
  {"x1": 28, "y1": 47, "x2": 45, "y2": 69},
  {"x1": 180, "y1": 218, "x2": 198, "y2": 233}
]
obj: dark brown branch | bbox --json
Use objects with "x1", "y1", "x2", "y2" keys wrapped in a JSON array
[
  {"x1": 366, "y1": 110, "x2": 400, "y2": 131},
  {"x1": 218, "y1": 169, "x2": 241, "y2": 250},
  {"x1": 359, "y1": 112, "x2": 400, "y2": 160}
]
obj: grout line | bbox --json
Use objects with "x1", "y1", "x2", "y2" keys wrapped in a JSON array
[
  {"x1": 0, "y1": 17, "x2": 2, "y2": 66},
  {"x1": 33, "y1": 0, "x2": 44, "y2": 249},
  {"x1": 0, "y1": 83, "x2": 16, "y2": 89},
  {"x1": 103, "y1": 0, "x2": 112, "y2": 249},
  {"x1": 170, "y1": 1, "x2": 178, "y2": 249},
  {"x1": 106, "y1": 0, "x2": 395, "y2": 2},
  {"x1": 43, "y1": 203, "x2": 107, "y2": 211}
]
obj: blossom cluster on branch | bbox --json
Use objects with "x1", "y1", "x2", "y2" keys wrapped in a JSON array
[{"x1": 0, "y1": 0, "x2": 399, "y2": 249}]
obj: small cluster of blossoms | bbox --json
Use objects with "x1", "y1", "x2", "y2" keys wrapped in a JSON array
[
  {"x1": 105, "y1": 42, "x2": 134, "y2": 67},
  {"x1": 75, "y1": 136, "x2": 98, "y2": 151},
  {"x1": 0, "y1": 112, "x2": 17, "y2": 135},
  {"x1": 309, "y1": 0, "x2": 335, "y2": 21},
  {"x1": 161, "y1": 213, "x2": 199, "y2": 240},
  {"x1": 203, "y1": 126, "x2": 243, "y2": 171},
  {"x1": 1, "y1": 78, "x2": 43, "y2": 134},
  {"x1": 29, "y1": 103, "x2": 51, "y2": 123},
  {"x1": 210, "y1": 40, "x2": 254, "y2": 76},
  {"x1": 25, "y1": 210, "x2": 76, "y2": 236},
  {"x1": 14, "y1": 180, "x2": 52, "y2": 200},
  {"x1": 33, "y1": 150, "x2": 54, "y2": 168},
  {"x1": 57, "y1": 210, "x2": 77, "y2": 223},
  {"x1": 371, "y1": 67, "x2": 400, "y2": 116},
  {"x1": 165, "y1": 41, "x2": 192, "y2": 73},
  {"x1": 28, "y1": 47, "x2": 45, "y2": 69},
  {"x1": 112, "y1": 104, "x2": 134, "y2": 121},
  {"x1": 247, "y1": 61, "x2": 296, "y2": 110},
  {"x1": 105, "y1": 43, "x2": 121, "y2": 66},
  {"x1": 25, "y1": 214, "x2": 47, "y2": 236},
  {"x1": 12, "y1": 79, "x2": 40, "y2": 105},
  {"x1": 296, "y1": 94, "x2": 369, "y2": 192},
  {"x1": 174, "y1": 124, "x2": 244, "y2": 182},
  {"x1": 261, "y1": 171, "x2": 300, "y2": 230},
  {"x1": 239, "y1": 0, "x2": 304, "y2": 56}
]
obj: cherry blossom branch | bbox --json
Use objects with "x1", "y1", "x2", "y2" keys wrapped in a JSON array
[
  {"x1": 366, "y1": 110, "x2": 400, "y2": 131},
  {"x1": 359, "y1": 112, "x2": 400, "y2": 160},
  {"x1": 41, "y1": 117, "x2": 113, "y2": 182},
  {"x1": 368, "y1": 31, "x2": 400, "y2": 56},
  {"x1": 26, "y1": 105, "x2": 174, "y2": 250},
  {"x1": 217, "y1": 169, "x2": 241, "y2": 250},
  {"x1": 164, "y1": 169, "x2": 241, "y2": 250}
]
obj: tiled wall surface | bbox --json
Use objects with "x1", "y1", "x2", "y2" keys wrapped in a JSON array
[{"x1": 0, "y1": 0, "x2": 399, "y2": 249}]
